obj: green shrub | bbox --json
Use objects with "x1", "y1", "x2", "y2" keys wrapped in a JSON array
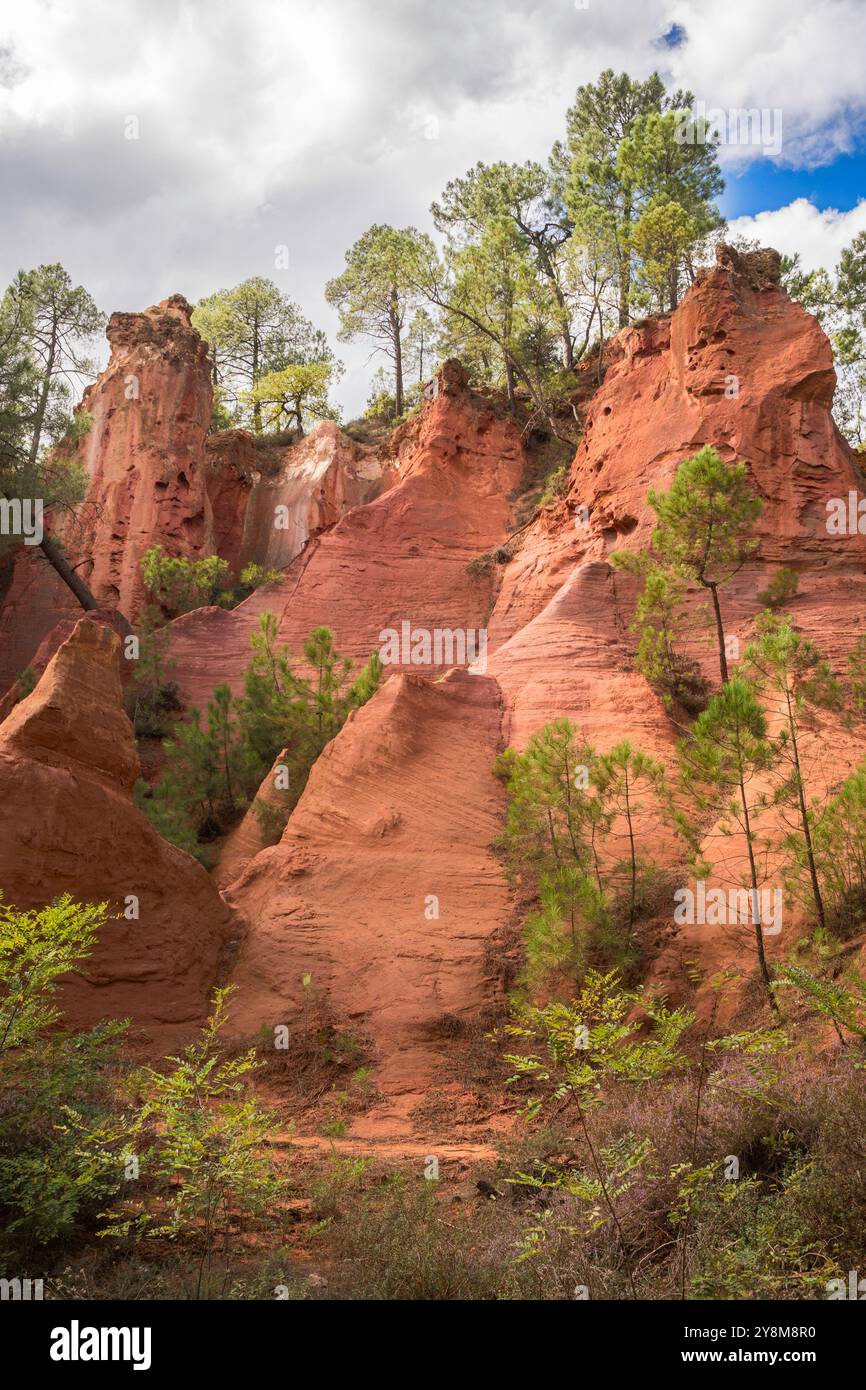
[
  {"x1": 757, "y1": 565, "x2": 799, "y2": 609},
  {"x1": 0, "y1": 895, "x2": 130, "y2": 1254}
]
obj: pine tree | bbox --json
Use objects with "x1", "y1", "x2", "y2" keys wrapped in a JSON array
[
  {"x1": 678, "y1": 679, "x2": 780, "y2": 1014},
  {"x1": 592, "y1": 740, "x2": 668, "y2": 934},
  {"x1": 325, "y1": 226, "x2": 438, "y2": 417},
  {"x1": 648, "y1": 447, "x2": 763, "y2": 683},
  {"x1": 743, "y1": 612, "x2": 841, "y2": 934},
  {"x1": 611, "y1": 551, "x2": 707, "y2": 710},
  {"x1": 807, "y1": 760, "x2": 866, "y2": 935}
]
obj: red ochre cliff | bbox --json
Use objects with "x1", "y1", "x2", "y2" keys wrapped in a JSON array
[{"x1": 3, "y1": 245, "x2": 864, "y2": 1130}]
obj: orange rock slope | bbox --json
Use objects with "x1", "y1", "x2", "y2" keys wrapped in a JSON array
[
  {"x1": 224, "y1": 670, "x2": 511, "y2": 1132},
  {"x1": 3, "y1": 245, "x2": 866, "y2": 1120},
  {"x1": 220, "y1": 246, "x2": 866, "y2": 1116},
  {"x1": 0, "y1": 619, "x2": 235, "y2": 1044},
  {"x1": 0, "y1": 296, "x2": 393, "y2": 693},
  {"x1": 166, "y1": 360, "x2": 525, "y2": 707}
]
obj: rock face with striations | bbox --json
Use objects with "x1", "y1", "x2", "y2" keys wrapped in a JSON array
[
  {"x1": 3, "y1": 246, "x2": 865, "y2": 1110},
  {"x1": 167, "y1": 360, "x2": 526, "y2": 708},
  {"x1": 485, "y1": 243, "x2": 866, "y2": 1017},
  {"x1": 222, "y1": 246, "x2": 866, "y2": 1100},
  {"x1": 0, "y1": 297, "x2": 218, "y2": 693},
  {"x1": 0, "y1": 619, "x2": 236, "y2": 1043},
  {"x1": 224, "y1": 668, "x2": 512, "y2": 1133},
  {"x1": 0, "y1": 298, "x2": 394, "y2": 694}
]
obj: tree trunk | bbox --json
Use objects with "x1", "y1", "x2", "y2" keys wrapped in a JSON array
[
  {"x1": 28, "y1": 324, "x2": 57, "y2": 469},
  {"x1": 617, "y1": 274, "x2": 630, "y2": 329},
  {"x1": 669, "y1": 264, "x2": 679, "y2": 313},
  {"x1": 705, "y1": 580, "x2": 729, "y2": 684},
  {"x1": 786, "y1": 689, "x2": 827, "y2": 933},
  {"x1": 618, "y1": 198, "x2": 632, "y2": 328},
  {"x1": 391, "y1": 287, "x2": 403, "y2": 418},
  {"x1": 503, "y1": 356, "x2": 517, "y2": 414},
  {"x1": 623, "y1": 768, "x2": 637, "y2": 930},
  {"x1": 34, "y1": 535, "x2": 131, "y2": 636},
  {"x1": 740, "y1": 777, "x2": 780, "y2": 1018},
  {"x1": 251, "y1": 308, "x2": 261, "y2": 435}
]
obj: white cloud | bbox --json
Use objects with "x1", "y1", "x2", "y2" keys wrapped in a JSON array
[
  {"x1": 665, "y1": 0, "x2": 866, "y2": 169},
  {"x1": 729, "y1": 198, "x2": 866, "y2": 272},
  {"x1": 1, "y1": 0, "x2": 865, "y2": 414}
]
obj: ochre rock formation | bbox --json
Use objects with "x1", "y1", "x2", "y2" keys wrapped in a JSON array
[
  {"x1": 0, "y1": 299, "x2": 395, "y2": 694},
  {"x1": 237, "y1": 419, "x2": 393, "y2": 573},
  {"x1": 4, "y1": 248, "x2": 866, "y2": 1113},
  {"x1": 486, "y1": 245, "x2": 866, "y2": 1016},
  {"x1": 167, "y1": 361, "x2": 525, "y2": 708},
  {"x1": 0, "y1": 619, "x2": 236, "y2": 1043},
  {"x1": 213, "y1": 748, "x2": 291, "y2": 891},
  {"x1": 222, "y1": 247, "x2": 866, "y2": 1093},
  {"x1": 223, "y1": 668, "x2": 511, "y2": 1133}
]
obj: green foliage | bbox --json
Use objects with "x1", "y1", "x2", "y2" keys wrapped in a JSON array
[
  {"x1": 757, "y1": 565, "x2": 799, "y2": 610},
  {"x1": 123, "y1": 605, "x2": 181, "y2": 737},
  {"x1": 496, "y1": 721, "x2": 673, "y2": 990},
  {"x1": 630, "y1": 200, "x2": 700, "y2": 309},
  {"x1": 239, "y1": 562, "x2": 279, "y2": 592},
  {"x1": 138, "y1": 683, "x2": 256, "y2": 857},
  {"x1": 0, "y1": 263, "x2": 103, "y2": 561},
  {"x1": 743, "y1": 613, "x2": 841, "y2": 933},
  {"x1": 244, "y1": 361, "x2": 341, "y2": 436},
  {"x1": 555, "y1": 70, "x2": 723, "y2": 327},
  {"x1": 0, "y1": 894, "x2": 106, "y2": 1053},
  {"x1": 15, "y1": 665, "x2": 37, "y2": 701},
  {"x1": 138, "y1": 614, "x2": 383, "y2": 857},
  {"x1": 326, "y1": 224, "x2": 438, "y2": 417},
  {"x1": 612, "y1": 551, "x2": 708, "y2": 710},
  {"x1": 505, "y1": 970, "x2": 693, "y2": 1296},
  {"x1": 678, "y1": 679, "x2": 780, "y2": 1012},
  {"x1": 804, "y1": 759, "x2": 866, "y2": 937},
  {"x1": 429, "y1": 162, "x2": 570, "y2": 417},
  {"x1": 505, "y1": 970, "x2": 693, "y2": 1113},
  {"x1": 537, "y1": 464, "x2": 569, "y2": 507},
  {"x1": 613, "y1": 447, "x2": 763, "y2": 700},
  {"x1": 649, "y1": 446, "x2": 763, "y2": 585},
  {"x1": 775, "y1": 962, "x2": 866, "y2": 1044},
  {"x1": 324, "y1": 70, "x2": 725, "y2": 429},
  {"x1": 141, "y1": 545, "x2": 232, "y2": 618},
  {"x1": 649, "y1": 446, "x2": 762, "y2": 681},
  {"x1": 252, "y1": 792, "x2": 292, "y2": 846},
  {"x1": 616, "y1": 106, "x2": 724, "y2": 313},
  {"x1": 101, "y1": 988, "x2": 287, "y2": 1298},
  {"x1": 0, "y1": 895, "x2": 130, "y2": 1250},
  {"x1": 193, "y1": 277, "x2": 340, "y2": 435}
]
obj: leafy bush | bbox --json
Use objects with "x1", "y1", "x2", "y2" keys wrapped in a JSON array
[
  {"x1": 757, "y1": 565, "x2": 799, "y2": 609},
  {"x1": 14, "y1": 665, "x2": 37, "y2": 701},
  {"x1": 101, "y1": 989, "x2": 287, "y2": 1299},
  {"x1": 495, "y1": 721, "x2": 674, "y2": 991},
  {"x1": 0, "y1": 895, "x2": 130, "y2": 1255},
  {"x1": 137, "y1": 614, "x2": 384, "y2": 857},
  {"x1": 141, "y1": 545, "x2": 233, "y2": 617}
]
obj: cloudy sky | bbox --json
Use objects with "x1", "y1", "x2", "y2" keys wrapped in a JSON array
[{"x1": 2, "y1": 0, "x2": 866, "y2": 415}]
